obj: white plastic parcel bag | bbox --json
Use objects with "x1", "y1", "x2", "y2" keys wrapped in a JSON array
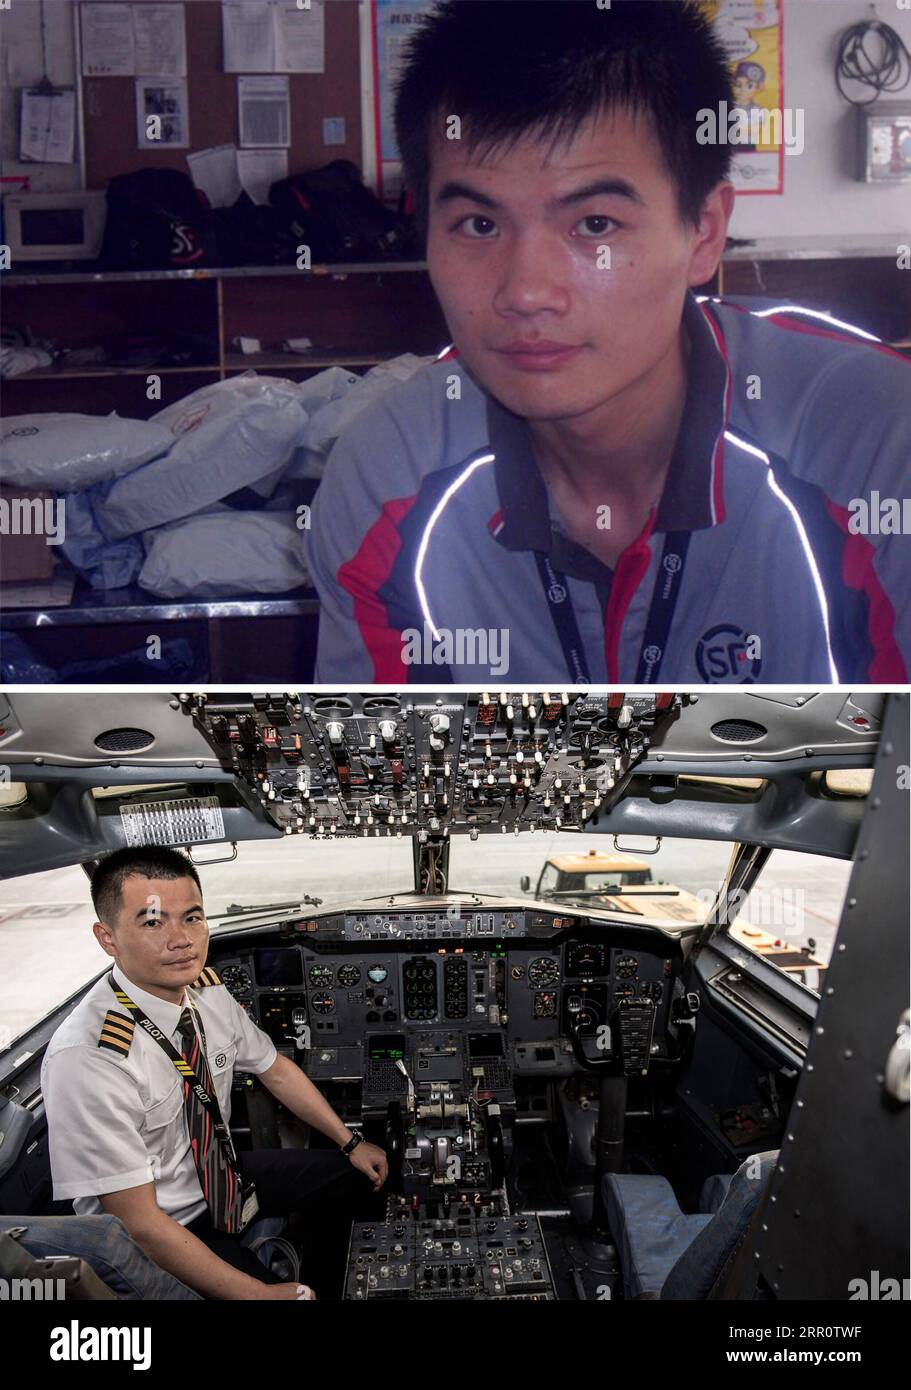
[
  {"x1": 287, "y1": 354, "x2": 433, "y2": 478},
  {"x1": 0, "y1": 413, "x2": 172, "y2": 491},
  {"x1": 98, "y1": 374, "x2": 305, "y2": 539},
  {"x1": 138, "y1": 511, "x2": 310, "y2": 599}
]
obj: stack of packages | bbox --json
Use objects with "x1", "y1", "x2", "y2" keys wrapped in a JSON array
[{"x1": 0, "y1": 356, "x2": 430, "y2": 599}]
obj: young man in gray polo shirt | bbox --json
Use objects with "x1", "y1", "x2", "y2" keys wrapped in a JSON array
[{"x1": 307, "y1": 0, "x2": 909, "y2": 685}]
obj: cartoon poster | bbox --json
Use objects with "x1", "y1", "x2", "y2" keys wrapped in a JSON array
[{"x1": 701, "y1": 0, "x2": 786, "y2": 194}]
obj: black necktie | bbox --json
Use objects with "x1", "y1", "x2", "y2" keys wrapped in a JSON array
[{"x1": 175, "y1": 1005, "x2": 243, "y2": 1233}]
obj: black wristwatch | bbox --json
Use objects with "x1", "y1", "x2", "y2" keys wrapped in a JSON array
[{"x1": 340, "y1": 1131, "x2": 364, "y2": 1156}]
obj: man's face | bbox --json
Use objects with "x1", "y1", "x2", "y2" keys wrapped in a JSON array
[
  {"x1": 94, "y1": 875, "x2": 209, "y2": 995},
  {"x1": 426, "y1": 105, "x2": 731, "y2": 425}
]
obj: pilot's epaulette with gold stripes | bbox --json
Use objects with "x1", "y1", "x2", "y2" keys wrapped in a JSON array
[
  {"x1": 191, "y1": 967, "x2": 222, "y2": 988},
  {"x1": 98, "y1": 1010, "x2": 136, "y2": 1057}
]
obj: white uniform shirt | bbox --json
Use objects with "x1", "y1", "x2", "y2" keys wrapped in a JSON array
[{"x1": 41, "y1": 962, "x2": 277, "y2": 1225}]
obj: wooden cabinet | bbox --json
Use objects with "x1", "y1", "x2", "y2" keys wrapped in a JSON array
[
  {"x1": 2, "y1": 261, "x2": 450, "y2": 418},
  {"x1": 711, "y1": 234, "x2": 911, "y2": 353}
]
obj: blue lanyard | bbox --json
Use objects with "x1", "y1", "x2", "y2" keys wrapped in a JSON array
[
  {"x1": 534, "y1": 552, "x2": 592, "y2": 684},
  {"x1": 635, "y1": 532, "x2": 692, "y2": 682},
  {"x1": 535, "y1": 532, "x2": 691, "y2": 684}
]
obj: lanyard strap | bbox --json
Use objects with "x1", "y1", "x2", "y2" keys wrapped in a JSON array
[
  {"x1": 106, "y1": 974, "x2": 237, "y2": 1164},
  {"x1": 534, "y1": 552, "x2": 592, "y2": 684},
  {"x1": 635, "y1": 531, "x2": 691, "y2": 683},
  {"x1": 535, "y1": 533, "x2": 691, "y2": 685}
]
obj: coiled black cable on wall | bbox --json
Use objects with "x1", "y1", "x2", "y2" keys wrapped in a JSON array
[{"x1": 835, "y1": 12, "x2": 911, "y2": 105}]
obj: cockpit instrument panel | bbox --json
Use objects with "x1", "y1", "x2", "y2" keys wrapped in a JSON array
[{"x1": 181, "y1": 691, "x2": 682, "y2": 840}]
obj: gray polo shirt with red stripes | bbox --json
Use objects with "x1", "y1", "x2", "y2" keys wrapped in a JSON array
[{"x1": 307, "y1": 292, "x2": 909, "y2": 684}]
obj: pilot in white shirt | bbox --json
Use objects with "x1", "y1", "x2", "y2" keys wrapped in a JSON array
[
  {"x1": 42, "y1": 959, "x2": 276, "y2": 1228},
  {"x1": 40, "y1": 845, "x2": 389, "y2": 1302}
]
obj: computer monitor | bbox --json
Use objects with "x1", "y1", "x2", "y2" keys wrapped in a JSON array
[{"x1": 3, "y1": 190, "x2": 107, "y2": 263}]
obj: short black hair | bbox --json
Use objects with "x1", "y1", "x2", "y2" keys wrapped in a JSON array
[
  {"x1": 91, "y1": 846, "x2": 202, "y2": 926},
  {"x1": 394, "y1": 0, "x2": 734, "y2": 239}
]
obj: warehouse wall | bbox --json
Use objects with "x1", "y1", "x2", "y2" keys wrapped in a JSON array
[{"x1": 729, "y1": 0, "x2": 911, "y2": 240}]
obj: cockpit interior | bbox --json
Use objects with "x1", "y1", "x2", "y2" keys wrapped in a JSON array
[{"x1": 0, "y1": 689, "x2": 907, "y2": 1303}]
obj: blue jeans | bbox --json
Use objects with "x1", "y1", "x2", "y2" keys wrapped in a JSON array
[
  {"x1": 0, "y1": 1213, "x2": 202, "y2": 1300},
  {"x1": 2, "y1": 1150, "x2": 364, "y2": 1299}
]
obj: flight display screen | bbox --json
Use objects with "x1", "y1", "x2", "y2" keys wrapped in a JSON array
[
  {"x1": 368, "y1": 1034, "x2": 407, "y2": 1060},
  {"x1": 254, "y1": 948, "x2": 304, "y2": 987}
]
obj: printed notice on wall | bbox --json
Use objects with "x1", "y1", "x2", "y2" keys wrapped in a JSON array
[
  {"x1": 238, "y1": 75, "x2": 291, "y2": 148},
  {"x1": 81, "y1": 3, "x2": 135, "y2": 76},
  {"x1": 274, "y1": 2, "x2": 325, "y2": 73},
  {"x1": 19, "y1": 90, "x2": 77, "y2": 164},
  {"x1": 187, "y1": 144, "x2": 244, "y2": 208},
  {"x1": 81, "y1": 3, "x2": 187, "y2": 78},
  {"x1": 237, "y1": 148, "x2": 289, "y2": 204},
  {"x1": 222, "y1": 0, "x2": 325, "y2": 74},
  {"x1": 136, "y1": 77, "x2": 190, "y2": 149},
  {"x1": 133, "y1": 4, "x2": 187, "y2": 77}
]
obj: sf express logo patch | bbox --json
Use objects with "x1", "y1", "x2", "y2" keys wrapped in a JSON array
[{"x1": 695, "y1": 624, "x2": 762, "y2": 683}]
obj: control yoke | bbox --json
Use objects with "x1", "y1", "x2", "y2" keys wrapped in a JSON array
[{"x1": 568, "y1": 1011, "x2": 620, "y2": 1073}]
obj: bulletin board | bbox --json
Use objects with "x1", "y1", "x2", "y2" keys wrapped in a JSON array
[{"x1": 78, "y1": 0, "x2": 365, "y2": 192}]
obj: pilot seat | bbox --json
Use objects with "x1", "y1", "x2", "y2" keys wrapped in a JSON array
[{"x1": 603, "y1": 1149, "x2": 779, "y2": 1299}]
